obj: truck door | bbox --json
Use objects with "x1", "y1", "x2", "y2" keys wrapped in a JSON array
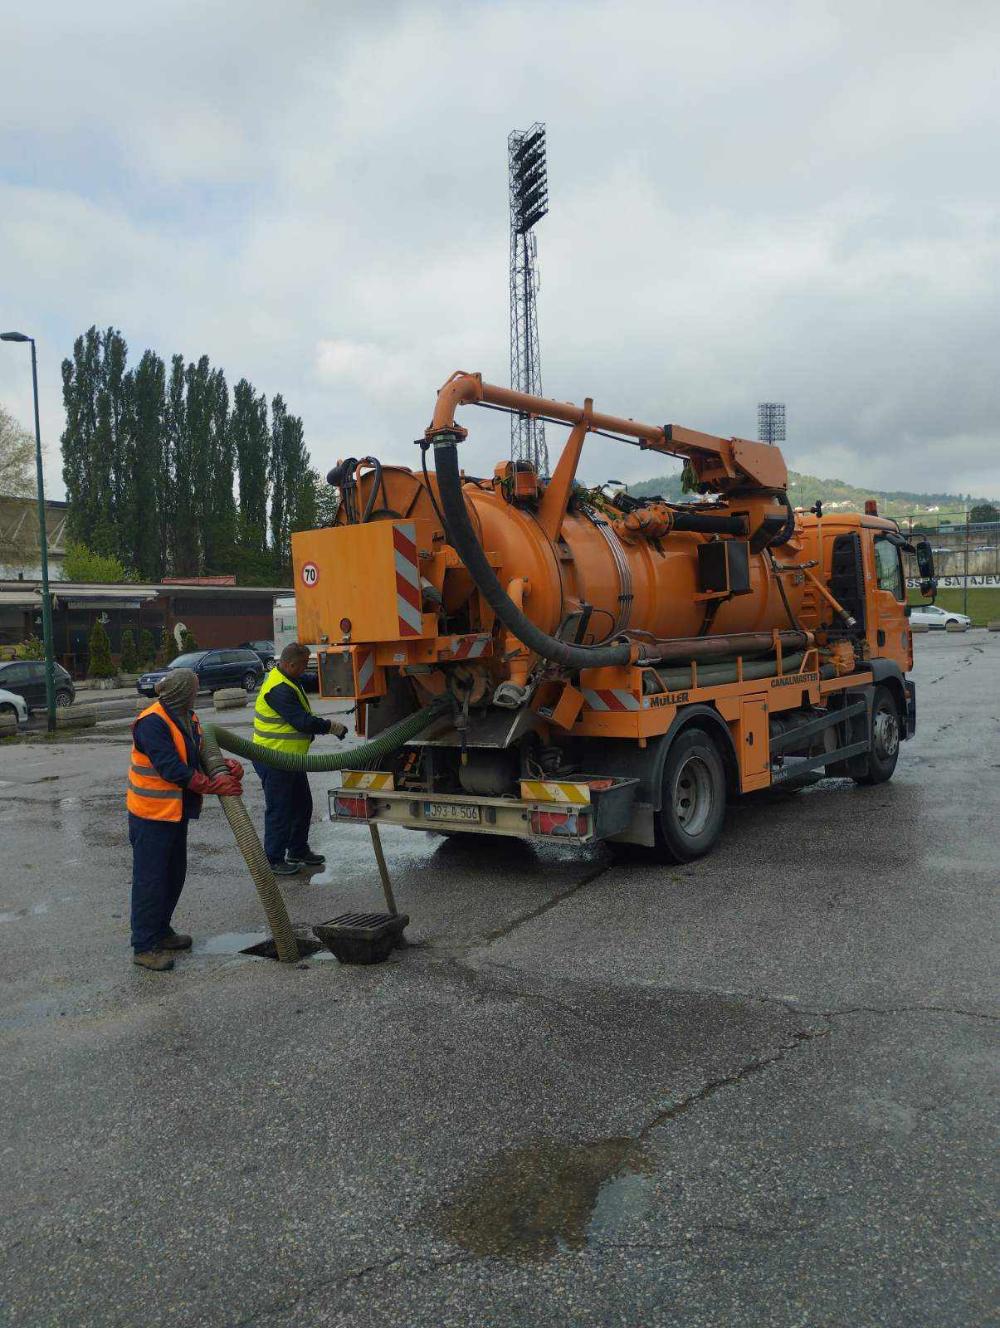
[{"x1": 871, "y1": 534, "x2": 910, "y2": 668}]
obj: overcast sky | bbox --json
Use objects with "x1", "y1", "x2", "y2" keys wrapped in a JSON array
[{"x1": 2, "y1": 0, "x2": 998, "y2": 502}]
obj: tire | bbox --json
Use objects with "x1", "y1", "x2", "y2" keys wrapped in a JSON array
[
  {"x1": 0, "y1": 702, "x2": 16, "y2": 718},
  {"x1": 242, "y1": 672, "x2": 258, "y2": 692},
  {"x1": 55, "y1": 690, "x2": 73, "y2": 708},
  {"x1": 654, "y1": 727, "x2": 727, "y2": 863},
  {"x1": 853, "y1": 684, "x2": 901, "y2": 785}
]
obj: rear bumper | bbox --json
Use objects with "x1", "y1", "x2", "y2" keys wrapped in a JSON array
[{"x1": 329, "y1": 778, "x2": 638, "y2": 844}]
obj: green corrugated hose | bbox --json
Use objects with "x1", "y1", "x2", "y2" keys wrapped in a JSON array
[
  {"x1": 206, "y1": 697, "x2": 451, "y2": 772},
  {"x1": 201, "y1": 698, "x2": 450, "y2": 963}
]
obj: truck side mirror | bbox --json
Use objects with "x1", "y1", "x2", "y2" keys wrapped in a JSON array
[{"x1": 915, "y1": 539, "x2": 937, "y2": 600}]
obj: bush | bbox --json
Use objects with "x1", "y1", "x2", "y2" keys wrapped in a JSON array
[
  {"x1": 180, "y1": 628, "x2": 199, "y2": 652},
  {"x1": 120, "y1": 629, "x2": 138, "y2": 673},
  {"x1": 138, "y1": 628, "x2": 155, "y2": 668},
  {"x1": 63, "y1": 541, "x2": 133, "y2": 584},
  {"x1": 15, "y1": 635, "x2": 45, "y2": 660},
  {"x1": 87, "y1": 620, "x2": 116, "y2": 679},
  {"x1": 154, "y1": 629, "x2": 171, "y2": 667}
]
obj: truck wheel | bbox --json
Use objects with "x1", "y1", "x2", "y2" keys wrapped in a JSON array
[
  {"x1": 655, "y1": 727, "x2": 727, "y2": 862},
  {"x1": 854, "y1": 685, "x2": 901, "y2": 785}
]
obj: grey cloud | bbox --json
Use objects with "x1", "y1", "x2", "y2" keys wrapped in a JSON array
[{"x1": 1, "y1": 0, "x2": 997, "y2": 500}]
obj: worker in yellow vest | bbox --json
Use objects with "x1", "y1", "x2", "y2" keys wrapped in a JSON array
[
  {"x1": 128, "y1": 669, "x2": 243, "y2": 971},
  {"x1": 252, "y1": 642, "x2": 347, "y2": 874}
]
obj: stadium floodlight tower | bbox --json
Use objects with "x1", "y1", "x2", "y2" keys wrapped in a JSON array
[
  {"x1": 758, "y1": 402, "x2": 786, "y2": 446},
  {"x1": 509, "y1": 122, "x2": 549, "y2": 475}
]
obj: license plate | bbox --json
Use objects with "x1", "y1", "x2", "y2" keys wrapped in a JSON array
[{"x1": 423, "y1": 801, "x2": 481, "y2": 824}]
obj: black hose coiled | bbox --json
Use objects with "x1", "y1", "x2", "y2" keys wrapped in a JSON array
[{"x1": 432, "y1": 432, "x2": 633, "y2": 670}]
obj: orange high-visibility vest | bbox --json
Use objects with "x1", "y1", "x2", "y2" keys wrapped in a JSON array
[{"x1": 126, "y1": 701, "x2": 202, "y2": 822}]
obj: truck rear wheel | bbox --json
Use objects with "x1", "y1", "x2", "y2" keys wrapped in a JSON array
[
  {"x1": 853, "y1": 684, "x2": 901, "y2": 785},
  {"x1": 654, "y1": 727, "x2": 727, "y2": 862}
]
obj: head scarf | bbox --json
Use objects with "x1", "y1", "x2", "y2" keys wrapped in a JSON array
[{"x1": 156, "y1": 667, "x2": 199, "y2": 741}]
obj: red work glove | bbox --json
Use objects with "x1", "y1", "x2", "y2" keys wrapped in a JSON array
[
  {"x1": 188, "y1": 770, "x2": 243, "y2": 798},
  {"x1": 224, "y1": 759, "x2": 244, "y2": 780}
]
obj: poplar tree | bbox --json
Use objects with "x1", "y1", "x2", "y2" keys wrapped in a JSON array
[
  {"x1": 167, "y1": 354, "x2": 195, "y2": 574},
  {"x1": 204, "y1": 368, "x2": 236, "y2": 572},
  {"x1": 123, "y1": 350, "x2": 166, "y2": 580},
  {"x1": 62, "y1": 327, "x2": 104, "y2": 546},
  {"x1": 231, "y1": 379, "x2": 269, "y2": 554}
]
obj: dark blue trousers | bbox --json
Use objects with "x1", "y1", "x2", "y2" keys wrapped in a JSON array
[
  {"x1": 252, "y1": 765, "x2": 313, "y2": 865},
  {"x1": 129, "y1": 813, "x2": 188, "y2": 953}
]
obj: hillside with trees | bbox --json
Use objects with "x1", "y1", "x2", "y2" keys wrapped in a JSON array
[
  {"x1": 60, "y1": 326, "x2": 320, "y2": 585},
  {"x1": 627, "y1": 466, "x2": 998, "y2": 527}
]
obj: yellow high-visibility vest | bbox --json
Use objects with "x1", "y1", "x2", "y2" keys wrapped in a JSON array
[{"x1": 253, "y1": 667, "x2": 313, "y2": 755}]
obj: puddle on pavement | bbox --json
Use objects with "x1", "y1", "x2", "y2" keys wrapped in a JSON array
[
  {"x1": 195, "y1": 931, "x2": 334, "y2": 960},
  {"x1": 195, "y1": 931, "x2": 267, "y2": 954},
  {"x1": 434, "y1": 1137, "x2": 654, "y2": 1261}
]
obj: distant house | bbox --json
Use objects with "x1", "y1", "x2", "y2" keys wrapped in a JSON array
[
  {"x1": 0, "y1": 576, "x2": 290, "y2": 675},
  {"x1": 0, "y1": 495, "x2": 69, "y2": 581}
]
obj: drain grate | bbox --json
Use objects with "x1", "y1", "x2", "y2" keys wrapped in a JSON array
[{"x1": 313, "y1": 912, "x2": 409, "y2": 965}]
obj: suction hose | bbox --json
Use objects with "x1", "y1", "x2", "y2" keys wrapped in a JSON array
[
  {"x1": 432, "y1": 431, "x2": 633, "y2": 670},
  {"x1": 201, "y1": 697, "x2": 450, "y2": 962},
  {"x1": 207, "y1": 697, "x2": 451, "y2": 771}
]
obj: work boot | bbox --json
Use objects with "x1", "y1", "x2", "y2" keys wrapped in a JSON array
[
  {"x1": 133, "y1": 950, "x2": 175, "y2": 972},
  {"x1": 160, "y1": 928, "x2": 192, "y2": 950},
  {"x1": 270, "y1": 860, "x2": 302, "y2": 877},
  {"x1": 297, "y1": 849, "x2": 326, "y2": 867}
]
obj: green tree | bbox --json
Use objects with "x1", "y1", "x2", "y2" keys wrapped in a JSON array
[
  {"x1": 231, "y1": 379, "x2": 269, "y2": 556},
  {"x1": 314, "y1": 472, "x2": 339, "y2": 526},
  {"x1": 269, "y1": 397, "x2": 312, "y2": 579},
  {"x1": 167, "y1": 353, "x2": 197, "y2": 574},
  {"x1": 87, "y1": 619, "x2": 116, "y2": 679},
  {"x1": 138, "y1": 628, "x2": 155, "y2": 668},
  {"x1": 61, "y1": 327, "x2": 103, "y2": 544},
  {"x1": 180, "y1": 627, "x2": 199, "y2": 652},
  {"x1": 120, "y1": 629, "x2": 138, "y2": 673},
  {"x1": 0, "y1": 404, "x2": 35, "y2": 497},
  {"x1": 969, "y1": 503, "x2": 998, "y2": 525},
  {"x1": 154, "y1": 628, "x2": 171, "y2": 667},
  {"x1": 63, "y1": 540, "x2": 131, "y2": 583},
  {"x1": 204, "y1": 369, "x2": 236, "y2": 573},
  {"x1": 123, "y1": 350, "x2": 167, "y2": 580}
]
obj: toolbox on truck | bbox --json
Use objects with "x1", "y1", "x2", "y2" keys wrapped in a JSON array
[{"x1": 329, "y1": 775, "x2": 639, "y2": 844}]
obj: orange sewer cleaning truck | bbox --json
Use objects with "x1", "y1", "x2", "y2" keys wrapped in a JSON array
[{"x1": 291, "y1": 372, "x2": 938, "y2": 861}]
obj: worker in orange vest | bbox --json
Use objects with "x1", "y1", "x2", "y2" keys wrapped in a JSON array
[{"x1": 127, "y1": 668, "x2": 243, "y2": 971}]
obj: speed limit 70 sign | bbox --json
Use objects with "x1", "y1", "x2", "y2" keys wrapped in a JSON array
[{"x1": 300, "y1": 562, "x2": 319, "y2": 587}]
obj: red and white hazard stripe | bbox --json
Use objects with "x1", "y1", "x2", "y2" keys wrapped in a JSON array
[
  {"x1": 392, "y1": 523, "x2": 423, "y2": 638},
  {"x1": 355, "y1": 647, "x2": 375, "y2": 695},
  {"x1": 582, "y1": 688, "x2": 641, "y2": 712},
  {"x1": 449, "y1": 634, "x2": 491, "y2": 660}
]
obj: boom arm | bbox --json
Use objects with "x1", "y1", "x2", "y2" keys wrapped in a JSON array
[{"x1": 428, "y1": 372, "x2": 788, "y2": 494}]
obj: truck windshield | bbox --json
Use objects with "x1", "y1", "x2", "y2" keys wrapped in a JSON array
[{"x1": 874, "y1": 536, "x2": 904, "y2": 600}]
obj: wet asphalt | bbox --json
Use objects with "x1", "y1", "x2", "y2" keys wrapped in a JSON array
[{"x1": 0, "y1": 632, "x2": 997, "y2": 1327}]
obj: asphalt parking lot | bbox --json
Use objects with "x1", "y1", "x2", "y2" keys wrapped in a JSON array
[{"x1": 1, "y1": 631, "x2": 997, "y2": 1327}]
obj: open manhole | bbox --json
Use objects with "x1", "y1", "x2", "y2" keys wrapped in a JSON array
[{"x1": 240, "y1": 932, "x2": 324, "y2": 961}]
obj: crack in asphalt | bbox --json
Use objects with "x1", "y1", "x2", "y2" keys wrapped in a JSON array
[
  {"x1": 227, "y1": 1251, "x2": 473, "y2": 1327},
  {"x1": 636, "y1": 1027, "x2": 829, "y2": 1136}
]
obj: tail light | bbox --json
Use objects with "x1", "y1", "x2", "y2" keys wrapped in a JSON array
[
  {"x1": 332, "y1": 792, "x2": 371, "y2": 821},
  {"x1": 530, "y1": 808, "x2": 589, "y2": 838}
]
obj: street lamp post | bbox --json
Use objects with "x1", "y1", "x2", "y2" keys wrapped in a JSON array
[{"x1": 1, "y1": 331, "x2": 57, "y2": 732}]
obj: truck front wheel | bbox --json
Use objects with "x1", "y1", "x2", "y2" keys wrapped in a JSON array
[
  {"x1": 654, "y1": 727, "x2": 727, "y2": 862},
  {"x1": 853, "y1": 684, "x2": 901, "y2": 785}
]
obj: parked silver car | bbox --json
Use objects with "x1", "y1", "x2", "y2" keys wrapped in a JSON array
[
  {"x1": 910, "y1": 604, "x2": 972, "y2": 629},
  {"x1": 0, "y1": 687, "x2": 30, "y2": 726}
]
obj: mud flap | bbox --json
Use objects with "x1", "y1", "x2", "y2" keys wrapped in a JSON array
[{"x1": 824, "y1": 686, "x2": 873, "y2": 779}]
